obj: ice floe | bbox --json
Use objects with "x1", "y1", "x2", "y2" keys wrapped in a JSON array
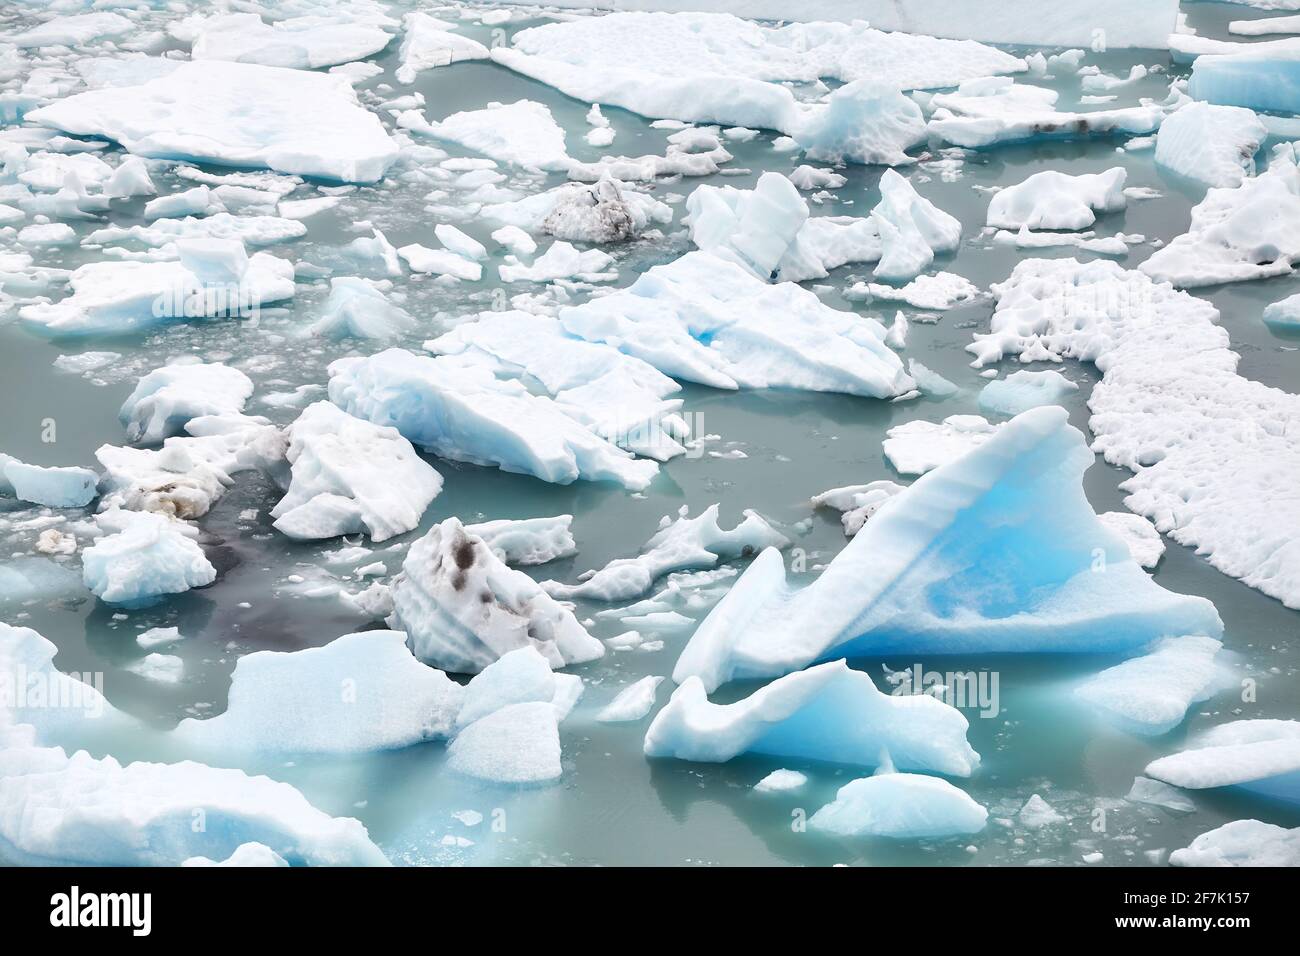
[
  {"x1": 1189, "y1": 36, "x2": 1300, "y2": 115},
  {"x1": 1145, "y1": 720, "x2": 1300, "y2": 804},
  {"x1": 882, "y1": 415, "x2": 1000, "y2": 476},
  {"x1": 597, "y1": 676, "x2": 664, "y2": 723},
  {"x1": 1170, "y1": 819, "x2": 1300, "y2": 866},
  {"x1": 389, "y1": 516, "x2": 605, "y2": 674},
  {"x1": 978, "y1": 369, "x2": 1078, "y2": 416},
  {"x1": 270, "y1": 401, "x2": 443, "y2": 543},
  {"x1": 29, "y1": 61, "x2": 398, "y2": 183},
  {"x1": 2, "y1": 460, "x2": 97, "y2": 508},
  {"x1": 396, "y1": 12, "x2": 488, "y2": 84},
  {"x1": 174, "y1": 631, "x2": 462, "y2": 755},
  {"x1": 189, "y1": 12, "x2": 394, "y2": 70},
  {"x1": 328, "y1": 349, "x2": 659, "y2": 489},
  {"x1": 401, "y1": 100, "x2": 571, "y2": 172},
  {"x1": 307, "y1": 277, "x2": 415, "y2": 341},
  {"x1": 974, "y1": 257, "x2": 1300, "y2": 607},
  {"x1": 675, "y1": 407, "x2": 1221, "y2": 691},
  {"x1": 1154, "y1": 102, "x2": 1266, "y2": 189},
  {"x1": 82, "y1": 508, "x2": 215, "y2": 607},
  {"x1": 120, "y1": 362, "x2": 253, "y2": 445},
  {"x1": 1074, "y1": 636, "x2": 1228, "y2": 735},
  {"x1": 986, "y1": 168, "x2": 1127, "y2": 231},
  {"x1": 1141, "y1": 143, "x2": 1300, "y2": 287},
  {"x1": 645, "y1": 659, "x2": 979, "y2": 776}
]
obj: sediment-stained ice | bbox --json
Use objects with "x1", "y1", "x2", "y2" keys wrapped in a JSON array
[
  {"x1": 270, "y1": 401, "x2": 442, "y2": 543},
  {"x1": 28, "y1": 61, "x2": 399, "y2": 183},
  {"x1": 173, "y1": 631, "x2": 463, "y2": 754},
  {"x1": 1154, "y1": 102, "x2": 1266, "y2": 189},
  {"x1": 543, "y1": 504, "x2": 787, "y2": 602},
  {"x1": 675, "y1": 407, "x2": 1222, "y2": 692},
  {"x1": 1145, "y1": 720, "x2": 1300, "y2": 804},
  {"x1": 645, "y1": 660, "x2": 980, "y2": 777},
  {"x1": 328, "y1": 349, "x2": 659, "y2": 490},
  {"x1": 389, "y1": 516, "x2": 605, "y2": 674},
  {"x1": 1141, "y1": 143, "x2": 1300, "y2": 287},
  {"x1": 1074, "y1": 636, "x2": 1228, "y2": 736},
  {"x1": 558, "y1": 251, "x2": 914, "y2": 397},
  {"x1": 120, "y1": 362, "x2": 254, "y2": 445},
  {"x1": 810, "y1": 773, "x2": 988, "y2": 838},
  {"x1": 464, "y1": 516, "x2": 577, "y2": 567},
  {"x1": 973, "y1": 257, "x2": 1300, "y2": 608}
]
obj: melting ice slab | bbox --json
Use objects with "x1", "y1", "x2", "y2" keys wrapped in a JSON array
[
  {"x1": 675, "y1": 407, "x2": 1221, "y2": 692},
  {"x1": 27, "y1": 61, "x2": 398, "y2": 183},
  {"x1": 1171, "y1": 820, "x2": 1300, "y2": 867},
  {"x1": 810, "y1": 773, "x2": 988, "y2": 839},
  {"x1": 645, "y1": 660, "x2": 978, "y2": 776},
  {"x1": 1145, "y1": 720, "x2": 1300, "y2": 806}
]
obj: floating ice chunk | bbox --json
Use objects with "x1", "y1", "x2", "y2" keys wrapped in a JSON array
[
  {"x1": 190, "y1": 13, "x2": 394, "y2": 70},
  {"x1": 389, "y1": 517, "x2": 605, "y2": 674},
  {"x1": 1141, "y1": 143, "x2": 1300, "y2": 287},
  {"x1": 482, "y1": 178, "x2": 671, "y2": 244},
  {"x1": 9, "y1": 12, "x2": 133, "y2": 49},
  {"x1": 307, "y1": 277, "x2": 416, "y2": 341},
  {"x1": 174, "y1": 631, "x2": 463, "y2": 754},
  {"x1": 1154, "y1": 102, "x2": 1266, "y2": 189},
  {"x1": 499, "y1": 241, "x2": 613, "y2": 283},
  {"x1": 428, "y1": 310, "x2": 687, "y2": 461},
  {"x1": 328, "y1": 349, "x2": 658, "y2": 489},
  {"x1": 975, "y1": 258, "x2": 1300, "y2": 606},
  {"x1": 1229, "y1": 14, "x2": 1300, "y2": 38},
  {"x1": 812, "y1": 480, "x2": 904, "y2": 536},
  {"x1": 19, "y1": 223, "x2": 76, "y2": 247},
  {"x1": 492, "y1": 14, "x2": 1022, "y2": 137},
  {"x1": 2, "y1": 461, "x2": 97, "y2": 508},
  {"x1": 103, "y1": 156, "x2": 157, "y2": 199},
  {"x1": 1098, "y1": 512, "x2": 1166, "y2": 569},
  {"x1": 396, "y1": 12, "x2": 488, "y2": 84},
  {"x1": 183, "y1": 843, "x2": 289, "y2": 867},
  {"x1": 753, "y1": 769, "x2": 807, "y2": 793},
  {"x1": 136, "y1": 626, "x2": 182, "y2": 650},
  {"x1": 559, "y1": 251, "x2": 912, "y2": 397},
  {"x1": 1170, "y1": 820, "x2": 1300, "y2": 867},
  {"x1": 676, "y1": 408, "x2": 1221, "y2": 692},
  {"x1": 87, "y1": 212, "x2": 306, "y2": 250},
  {"x1": 978, "y1": 369, "x2": 1078, "y2": 416},
  {"x1": 0, "y1": 742, "x2": 387, "y2": 866},
  {"x1": 810, "y1": 774, "x2": 988, "y2": 838},
  {"x1": 28, "y1": 61, "x2": 398, "y2": 183},
  {"x1": 19, "y1": 249, "x2": 294, "y2": 338},
  {"x1": 883, "y1": 415, "x2": 1000, "y2": 476},
  {"x1": 545, "y1": 504, "x2": 787, "y2": 602},
  {"x1": 491, "y1": 225, "x2": 536, "y2": 256},
  {"x1": 597, "y1": 676, "x2": 664, "y2": 723},
  {"x1": 435, "y1": 224, "x2": 486, "y2": 261},
  {"x1": 930, "y1": 82, "x2": 1162, "y2": 149},
  {"x1": 645, "y1": 660, "x2": 979, "y2": 776},
  {"x1": 0, "y1": 623, "x2": 124, "y2": 740},
  {"x1": 124, "y1": 652, "x2": 183, "y2": 684},
  {"x1": 401, "y1": 100, "x2": 570, "y2": 171},
  {"x1": 463, "y1": 516, "x2": 577, "y2": 567},
  {"x1": 907, "y1": 361, "x2": 959, "y2": 398},
  {"x1": 789, "y1": 165, "x2": 845, "y2": 191},
  {"x1": 278, "y1": 196, "x2": 340, "y2": 220},
  {"x1": 779, "y1": 216, "x2": 885, "y2": 282},
  {"x1": 398, "y1": 243, "x2": 481, "y2": 281},
  {"x1": 793, "y1": 81, "x2": 928, "y2": 167},
  {"x1": 1145, "y1": 720, "x2": 1300, "y2": 804},
  {"x1": 1189, "y1": 37, "x2": 1300, "y2": 115},
  {"x1": 0, "y1": 558, "x2": 83, "y2": 606},
  {"x1": 82, "y1": 509, "x2": 215, "y2": 607},
  {"x1": 455, "y1": 646, "x2": 581, "y2": 730},
  {"x1": 446, "y1": 701, "x2": 563, "y2": 785},
  {"x1": 989, "y1": 227, "x2": 1132, "y2": 256},
  {"x1": 849, "y1": 272, "x2": 981, "y2": 310},
  {"x1": 869, "y1": 170, "x2": 963, "y2": 280},
  {"x1": 1264, "y1": 292, "x2": 1300, "y2": 327},
  {"x1": 144, "y1": 186, "x2": 220, "y2": 220},
  {"x1": 120, "y1": 362, "x2": 253, "y2": 445},
  {"x1": 271, "y1": 402, "x2": 442, "y2": 543},
  {"x1": 1075, "y1": 636, "x2": 1226, "y2": 736},
  {"x1": 1126, "y1": 776, "x2": 1196, "y2": 813},
  {"x1": 987, "y1": 168, "x2": 1127, "y2": 231},
  {"x1": 1018, "y1": 793, "x2": 1064, "y2": 828}
]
